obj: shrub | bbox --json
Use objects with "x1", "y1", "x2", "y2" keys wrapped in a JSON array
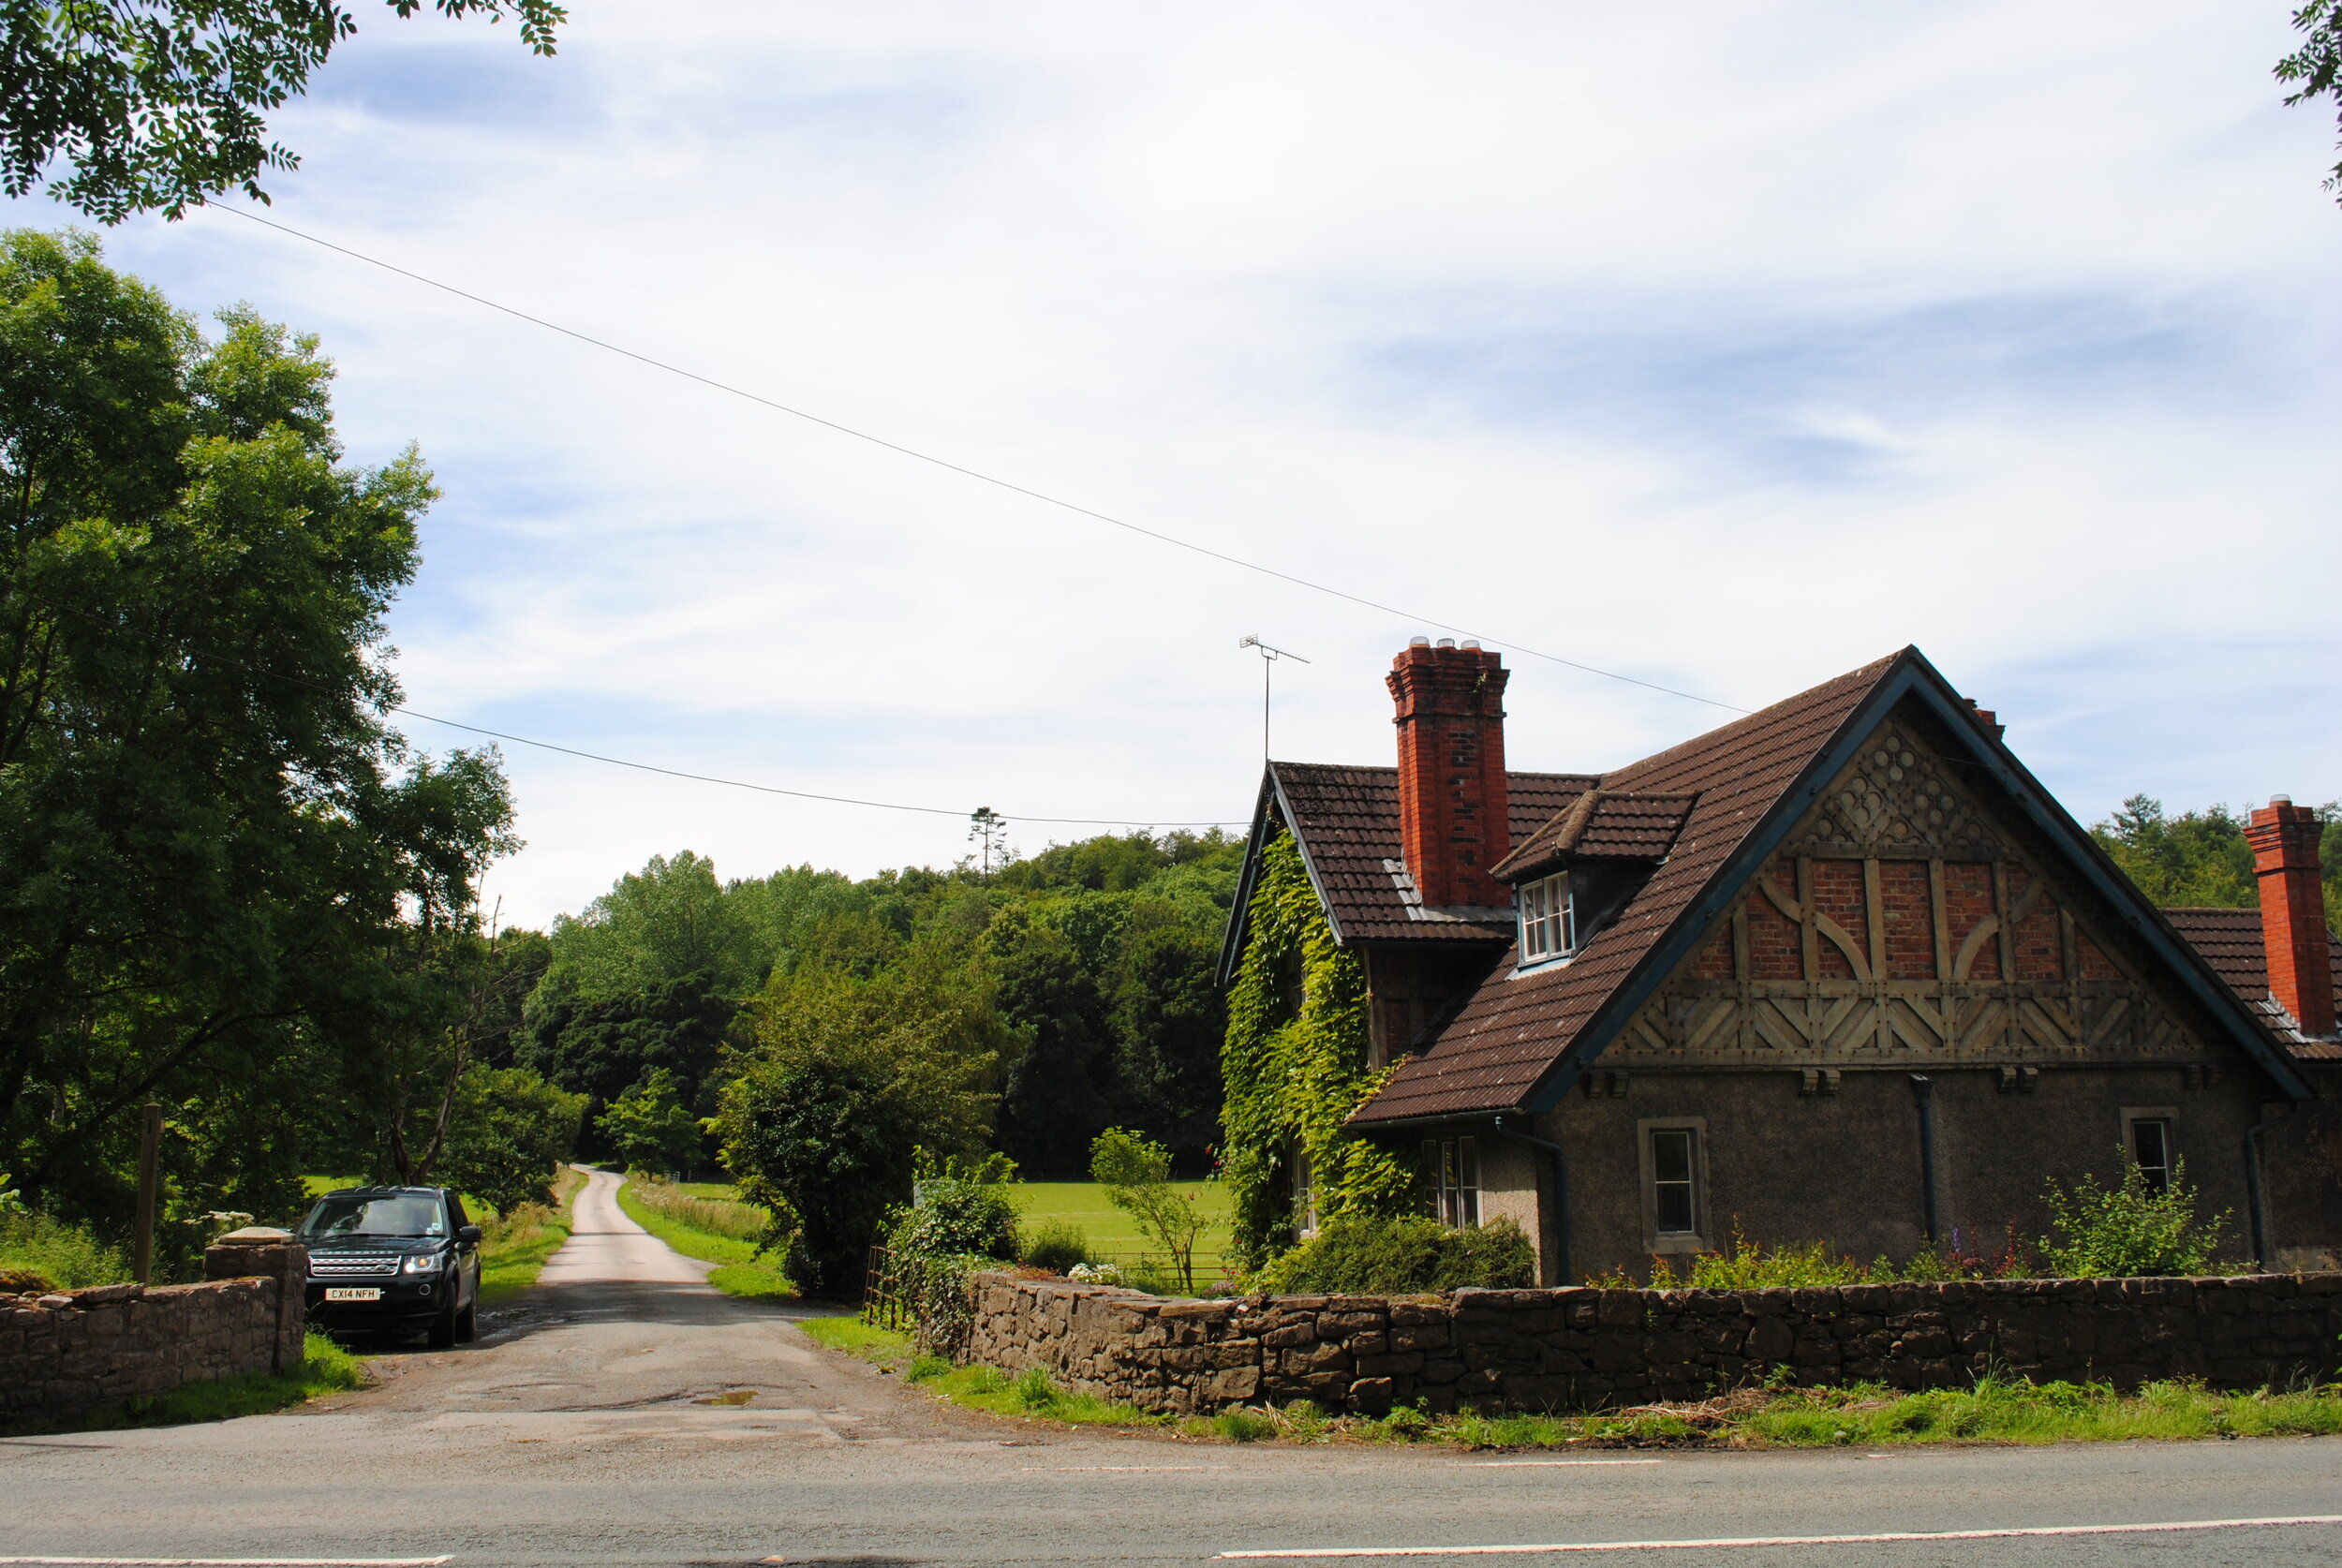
[
  {"x1": 1214, "y1": 1407, "x2": 1278, "y2": 1442},
  {"x1": 2039, "y1": 1157, "x2": 2238, "y2": 1278},
  {"x1": 438, "y1": 1065, "x2": 588, "y2": 1218},
  {"x1": 1019, "y1": 1220, "x2": 1096, "y2": 1274},
  {"x1": 0, "y1": 1206, "x2": 131, "y2": 1289},
  {"x1": 597, "y1": 1068, "x2": 704, "y2": 1175},
  {"x1": 889, "y1": 1152, "x2": 1020, "y2": 1263},
  {"x1": 1250, "y1": 1214, "x2": 1535, "y2": 1295},
  {"x1": 1090, "y1": 1127, "x2": 1210, "y2": 1294}
]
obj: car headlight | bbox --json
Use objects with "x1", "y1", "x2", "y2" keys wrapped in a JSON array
[{"x1": 402, "y1": 1250, "x2": 449, "y2": 1274}]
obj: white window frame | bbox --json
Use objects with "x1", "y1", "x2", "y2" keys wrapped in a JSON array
[
  {"x1": 1637, "y1": 1117, "x2": 1710, "y2": 1254},
  {"x1": 2121, "y1": 1107, "x2": 2179, "y2": 1195},
  {"x1": 1421, "y1": 1136, "x2": 1481, "y2": 1228},
  {"x1": 1519, "y1": 871, "x2": 1577, "y2": 965}
]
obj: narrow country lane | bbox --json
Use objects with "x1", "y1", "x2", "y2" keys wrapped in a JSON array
[{"x1": 1, "y1": 1172, "x2": 2337, "y2": 1567}]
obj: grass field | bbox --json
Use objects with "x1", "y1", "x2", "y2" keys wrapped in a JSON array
[{"x1": 670, "y1": 1177, "x2": 1235, "y2": 1276}]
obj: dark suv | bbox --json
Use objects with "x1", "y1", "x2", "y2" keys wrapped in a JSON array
[{"x1": 299, "y1": 1186, "x2": 483, "y2": 1347}]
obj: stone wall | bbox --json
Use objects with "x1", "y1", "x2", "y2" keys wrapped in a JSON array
[
  {"x1": 963, "y1": 1271, "x2": 2342, "y2": 1416},
  {"x1": 0, "y1": 1239, "x2": 308, "y2": 1422}
]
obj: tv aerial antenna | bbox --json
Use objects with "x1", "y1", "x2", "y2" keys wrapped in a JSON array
[{"x1": 1238, "y1": 636, "x2": 1311, "y2": 759}]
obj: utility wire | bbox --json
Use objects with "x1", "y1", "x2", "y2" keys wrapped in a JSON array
[
  {"x1": 387, "y1": 699, "x2": 1242, "y2": 827},
  {"x1": 208, "y1": 204, "x2": 1750, "y2": 715}
]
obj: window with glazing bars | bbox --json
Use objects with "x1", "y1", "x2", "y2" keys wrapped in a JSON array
[
  {"x1": 1649, "y1": 1128, "x2": 1697, "y2": 1235},
  {"x1": 2130, "y1": 1117, "x2": 2173, "y2": 1195},
  {"x1": 1421, "y1": 1136, "x2": 1480, "y2": 1227},
  {"x1": 1519, "y1": 872, "x2": 1575, "y2": 963}
]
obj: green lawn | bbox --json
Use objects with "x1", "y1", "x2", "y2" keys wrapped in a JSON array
[
  {"x1": 655, "y1": 1177, "x2": 1236, "y2": 1280},
  {"x1": 1015, "y1": 1181, "x2": 1234, "y2": 1274}
]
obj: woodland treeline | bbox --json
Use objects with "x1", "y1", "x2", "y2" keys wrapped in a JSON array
[{"x1": 496, "y1": 832, "x2": 1240, "y2": 1184}]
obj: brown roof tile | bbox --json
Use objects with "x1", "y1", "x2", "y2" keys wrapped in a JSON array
[
  {"x1": 2163, "y1": 907, "x2": 2342, "y2": 1061},
  {"x1": 1490, "y1": 790, "x2": 1698, "y2": 881},
  {"x1": 1349, "y1": 651, "x2": 1907, "y2": 1125},
  {"x1": 1273, "y1": 762, "x2": 1598, "y2": 945}
]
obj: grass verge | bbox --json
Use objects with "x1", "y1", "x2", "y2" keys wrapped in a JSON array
[
  {"x1": 476, "y1": 1166, "x2": 586, "y2": 1307},
  {"x1": 615, "y1": 1173, "x2": 794, "y2": 1299},
  {"x1": 798, "y1": 1320, "x2": 2342, "y2": 1450},
  {"x1": 0, "y1": 1330, "x2": 367, "y2": 1437}
]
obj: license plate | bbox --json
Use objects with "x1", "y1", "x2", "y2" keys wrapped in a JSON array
[{"x1": 324, "y1": 1287, "x2": 383, "y2": 1302}]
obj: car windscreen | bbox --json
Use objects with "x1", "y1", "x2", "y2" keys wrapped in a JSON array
[{"x1": 301, "y1": 1193, "x2": 447, "y2": 1238}]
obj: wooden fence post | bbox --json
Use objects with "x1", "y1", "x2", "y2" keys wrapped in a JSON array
[{"x1": 133, "y1": 1102, "x2": 162, "y2": 1284}]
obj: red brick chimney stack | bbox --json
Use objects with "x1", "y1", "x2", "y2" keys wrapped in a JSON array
[
  {"x1": 2246, "y1": 795, "x2": 2335, "y2": 1037},
  {"x1": 1387, "y1": 637, "x2": 1510, "y2": 909}
]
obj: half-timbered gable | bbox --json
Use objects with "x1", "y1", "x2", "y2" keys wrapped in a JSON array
[{"x1": 1220, "y1": 639, "x2": 2342, "y2": 1282}]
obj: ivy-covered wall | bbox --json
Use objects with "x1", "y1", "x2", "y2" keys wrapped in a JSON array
[{"x1": 1221, "y1": 828, "x2": 1416, "y2": 1268}]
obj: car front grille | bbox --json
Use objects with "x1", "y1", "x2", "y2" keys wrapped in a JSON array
[{"x1": 310, "y1": 1251, "x2": 401, "y2": 1278}]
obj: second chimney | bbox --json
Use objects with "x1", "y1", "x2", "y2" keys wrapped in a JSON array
[
  {"x1": 2246, "y1": 795, "x2": 2336, "y2": 1038},
  {"x1": 1388, "y1": 639, "x2": 1510, "y2": 910}
]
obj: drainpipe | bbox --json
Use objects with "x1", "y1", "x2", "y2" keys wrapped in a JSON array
[
  {"x1": 1490, "y1": 1116, "x2": 1572, "y2": 1286},
  {"x1": 2244, "y1": 1103, "x2": 2300, "y2": 1271},
  {"x1": 1908, "y1": 1074, "x2": 1941, "y2": 1246}
]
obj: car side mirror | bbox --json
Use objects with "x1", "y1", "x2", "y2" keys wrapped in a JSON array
[{"x1": 458, "y1": 1224, "x2": 482, "y2": 1245}]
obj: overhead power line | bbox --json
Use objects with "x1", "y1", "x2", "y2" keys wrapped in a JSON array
[
  {"x1": 385, "y1": 699, "x2": 1243, "y2": 828},
  {"x1": 208, "y1": 205, "x2": 1749, "y2": 715}
]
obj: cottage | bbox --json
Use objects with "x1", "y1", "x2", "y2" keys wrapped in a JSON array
[{"x1": 1217, "y1": 642, "x2": 2342, "y2": 1282}]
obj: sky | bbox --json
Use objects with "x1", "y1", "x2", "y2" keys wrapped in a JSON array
[{"x1": 7, "y1": 2, "x2": 2338, "y2": 928}]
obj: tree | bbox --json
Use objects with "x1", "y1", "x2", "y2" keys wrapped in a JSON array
[
  {"x1": 595, "y1": 1068, "x2": 702, "y2": 1176},
  {"x1": 985, "y1": 905, "x2": 1116, "y2": 1177},
  {"x1": 1106, "y1": 896, "x2": 1226, "y2": 1166},
  {"x1": 711, "y1": 951, "x2": 1009, "y2": 1296},
  {"x1": 537, "y1": 851, "x2": 763, "y2": 1007},
  {"x1": 436, "y1": 1064, "x2": 585, "y2": 1217},
  {"x1": 1089, "y1": 1126, "x2": 1209, "y2": 1294},
  {"x1": 0, "y1": 229, "x2": 516, "y2": 1244},
  {"x1": 2279, "y1": 1, "x2": 2342, "y2": 203},
  {"x1": 2, "y1": 2, "x2": 565, "y2": 224},
  {"x1": 2094, "y1": 795, "x2": 2341, "y2": 930},
  {"x1": 518, "y1": 969, "x2": 736, "y2": 1158}
]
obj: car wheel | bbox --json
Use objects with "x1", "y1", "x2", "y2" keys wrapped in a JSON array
[
  {"x1": 455, "y1": 1302, "x2": 477, "y2": 1342},
  {"x1": 427, "y1": 1302, "x2": 457, "y2": 1349}
]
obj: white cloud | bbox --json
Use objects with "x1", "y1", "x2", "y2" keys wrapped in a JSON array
[{"x1": 10, "y1": 0, "x2": 2337, "y2": 923}]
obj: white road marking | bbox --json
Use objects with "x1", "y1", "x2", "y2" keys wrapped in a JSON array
[
  {"x1": 0, "y1": 1559, "x2": 452, "y2": 1567},
  {"x1": 1460, "y1": 1460, "x2": 1665, "y2": 1468},
  {"x1": 1022, "y1": 1464, "x2": 1234, "y2": 1471},
  {"x1": 1214, "y1": 1513, "x2": 2342, "y2": 1557}
]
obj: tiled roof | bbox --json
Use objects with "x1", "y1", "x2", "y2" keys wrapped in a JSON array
[
  {"x1": 1490, "y1": 791, "x2": 1698, "y2": 882},
  {"x1": 1273, "y1": 762, "x2": 1598, "y2": 945},
  {"x1": 1349, "y1": 651, "x2": 1907, "y2": 1126},
  {"x1": 2163, "y1": 907, "x2": 2342, "y2": 1061}
]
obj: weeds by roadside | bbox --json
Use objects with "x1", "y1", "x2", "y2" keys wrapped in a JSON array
[
  {"x1": 616, "y1": 1171, "x2": 794, "y2": 1299},
  {"x1": 477, "y1": 1166, "x2": 586, "y2": 1306},
  {"x1": 798, "y1": 1317, "x2": 2342, "y2": 1450}
]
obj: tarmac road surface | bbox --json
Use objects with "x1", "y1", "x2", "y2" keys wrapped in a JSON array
[{"x1": 2, "y1": 1167, "x2": 2337, "y2": 1568}]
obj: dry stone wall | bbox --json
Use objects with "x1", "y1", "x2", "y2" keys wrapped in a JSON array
[
  {"x1": 0, "y1": 1239, "x2": 307, "y2": 1422},
  {"x1": 964, "y1": 1271, "x2": 2342, "y2": 1415}
]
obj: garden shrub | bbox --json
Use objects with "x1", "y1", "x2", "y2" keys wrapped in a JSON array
[
  {"x1": 1250, "y1": 1214, "x2": 1535, "y2": 1295},
  {"x1": 888, "y1": 1151, "x2": 1020, "y2": 1262},
  {"x1": 1019, "y1": 1220, "x2": 1096, "y2": 1274},
  {"x1": 0, "y1": 1205, "x2": 130, "y2": 1290},
  {"x1": 2038, "y1": 1157, "x2": 2239, "y2": 1277}
]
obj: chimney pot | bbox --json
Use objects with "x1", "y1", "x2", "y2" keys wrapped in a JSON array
[
  {"x1": 1409, "y1": 636, "x2": 1431, "y2": 647},
  {"x1": 2246, "y1": 797, "x2": 2335, "y2": 1038},
  {"x1": 1436, "y1": 637, "x2": 1456, "y2": 648},
  {"x1": 1386, "y1": 642, "x2": 1511, "y2": 910}
]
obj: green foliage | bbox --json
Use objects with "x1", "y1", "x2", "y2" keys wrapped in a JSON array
[
  {"x1": 520, "y1": 969, "x2": 736, "y2": 1162},
  {"x1": 889, "y1": 1150, "x2": 1021, "y2": 1263},
  {"x1": 712, "y1": 951, "x2": 1008, "y2": 1296},
  {"x1": 434, "y1": 1066, "x2": 585, "y2": 1218},
  {"x1": 623, "y1": 1175, "x2": 766, "y2": 1242},
  {"x1": 1, "y1": 3, "x2": 565, "y2": 222},
  {"x1": 1250, "y1": 1214, "x2": 1535, "y2": 1295},
  {"x1": 1090, "y1": 1126, "x2": 1212, "y2": 1293},
  {"x1": 2279, "y1": 0, "x2": 2342, "y2": 201},
  {"x1": 2093, "y1": 794, "x2": 2341, "y2": 933},
  {"x1": 2039, "y1": 1156, "x2": 2239, "y2": 1278},
  {"x1": 1221, "y1": 831, "x2": 1416, "y2": 1270},
  {"x1": 596, "y1": 1069, "x2": 704, "y2": 1176},
  {"x1": 0, "y1": 1202, "x2": 131, "y2": 1289},
  {"x1": 0, "y1": 230, "x2": 516, "y2": 1265},
  {"x1": 613, "y1": 1175, "x2": 792, "y2": 1299},
  {"x1": 539, "y1": 853, "x2": 765, "y2": 1007},
  {"x1": 475, "y1": 1190, "x2": 571, "y2": 1307},
  {"x1": 1019, "y1": 1220, "x2": 1097, "y2": 1274}
]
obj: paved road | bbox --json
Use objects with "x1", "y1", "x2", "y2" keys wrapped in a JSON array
[{"x1": 2, "y1": 1168, "x2": 2337, "y2": 1567}]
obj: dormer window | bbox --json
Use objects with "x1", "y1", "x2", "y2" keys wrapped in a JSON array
[{"x1": 1519, "y1": 871, "x2": 1576, "y2": 963}]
